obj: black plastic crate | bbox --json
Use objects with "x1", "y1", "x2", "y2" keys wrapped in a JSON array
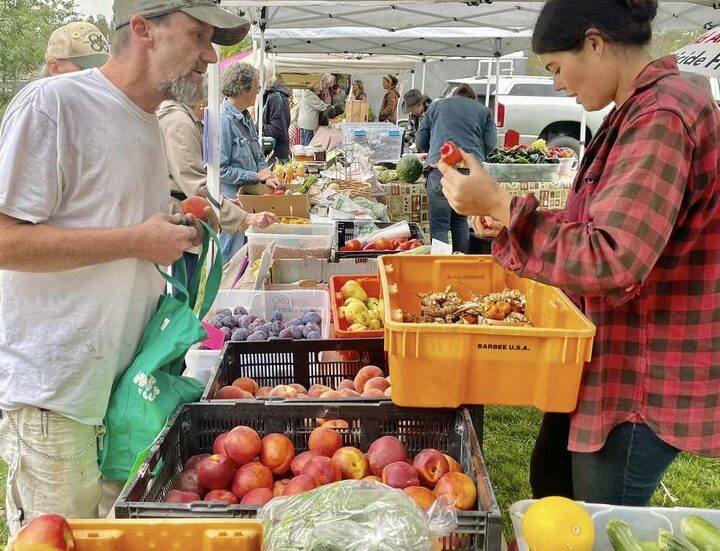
[
  {"x1": 115, "y1": 401, "x2": 502, "y2": 551},
  {"x1": 334, "y1": 220, "x2": 425, "y2": 260},
  {"x1": 201, "y1": 338, "x2": 386, "y2": 401}
]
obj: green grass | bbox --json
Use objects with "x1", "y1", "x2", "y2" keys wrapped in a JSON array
[{"x1": 0, "y1": 409, "x2": 717, "y2": 546}]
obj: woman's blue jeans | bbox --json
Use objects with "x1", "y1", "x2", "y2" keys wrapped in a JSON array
[
  {"x1": 220, "y1": 229, "x2": 245, "y2": 264},
  {"x1": 425, "y1": 168, "x2": 469, "y2": 253},
  {"x1": 300, "y1": 128, "x2": 315, "y2": 146}
]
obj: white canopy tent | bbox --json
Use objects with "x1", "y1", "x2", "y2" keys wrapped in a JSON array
[{"x1": 254, "y1": 52, "x2": 426, "y2": 74}]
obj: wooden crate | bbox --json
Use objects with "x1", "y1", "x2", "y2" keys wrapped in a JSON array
[{"x1": 345, "y1": 99, "x2": 369, "y2": 122}]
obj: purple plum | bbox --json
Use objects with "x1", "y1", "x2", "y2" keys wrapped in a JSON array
[
  {"x1": 231, "y1": 328, "x2": 250, "y2": 342},
  {"x1": 233, "y1": 306, "x2": 248, "y2": 316}
]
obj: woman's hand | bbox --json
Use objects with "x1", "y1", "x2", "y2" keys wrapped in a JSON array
[
  {"x1": 469, "y1": 215, "x2": 504, "y2": 238},
  {"x1": 245, "y1": 211, "x2": 279, "y2": 229},
  {"x1": 437, "y1": 148, "x2": 512, "y2": 227}
]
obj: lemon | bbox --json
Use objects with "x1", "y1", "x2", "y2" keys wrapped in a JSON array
[{"x1": 521, "y1": 496, "x2": 595, "y2": 551}]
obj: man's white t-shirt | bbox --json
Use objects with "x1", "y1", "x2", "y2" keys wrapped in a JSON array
[{"x1": 0, "y1": 69, "x2": 168, "y2": 425}]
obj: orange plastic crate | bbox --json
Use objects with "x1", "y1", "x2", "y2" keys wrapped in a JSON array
[
  {"x1": 379, "y1": 255, "x2": 596, "y2": 412},
  {"x1": 329, "y1": 275, "x2": 384, "y2": 338},
  {"x1": 13, "y1": 519, "x2": 264, "y2": 551}
]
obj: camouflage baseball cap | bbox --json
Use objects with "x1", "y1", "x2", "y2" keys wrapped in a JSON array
[
  {"x1": 113, "y1": 0, "x2": 251, "y2": 45},
  {"x1": 45, "y1": 22, "x2": 110, "y2": 69}
]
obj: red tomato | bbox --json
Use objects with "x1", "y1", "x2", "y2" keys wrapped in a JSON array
[
  {"x1": 440, "y1": 141, "x2": 463, "y2": 165},
  {"x1": 180, "y1": 196, "x2": 211, "y2": 221},
  {"x1": 345, "y1": 239, "x2": 363, "y2": 251},
  {"x1": 397, "y1": 242, "x2": 413, "y2": 251},
  {"x1": 375, "y1": 237, "x2": 392, "y2": 250},
  {"x1": 271, "y1": 189, "x2": 285, "y2": 196}
]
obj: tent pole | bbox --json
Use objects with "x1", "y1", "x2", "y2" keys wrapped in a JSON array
[
  {"x1": 485, "y1": 57, "x2": 492, "y2": 107},
  {"x1": 411, "y1": 69, "x2": 415, "y2": 89},
  {"x1": 421, "y1": 60, "x2": 426, "y2": 93},
  {"x1": 494, "y1": 39, "x2": 501, "y2": 122},
  {"x1": 257, "y1": 27, "x2": 266, "y2": 140},
  {"x1": 206, "y1": 43, "x2": 221, "y2": 215}
]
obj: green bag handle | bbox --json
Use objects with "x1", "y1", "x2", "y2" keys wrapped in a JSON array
[{"x1": 154, "y1": 221, "x2": 222, "y2": 319}]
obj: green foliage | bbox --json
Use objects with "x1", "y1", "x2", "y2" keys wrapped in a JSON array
[
  {"x1": 86, "y1": 12, "x2": 114, "y2": 43},
  {"x1": 220, "y1": 35, "x2": 253, "y2": 61},
  {"x1": 0, "y1": 0, "x2": 79, "y2": 84}
]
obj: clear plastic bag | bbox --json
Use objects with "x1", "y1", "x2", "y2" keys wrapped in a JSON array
[{"x1": 258, "y1": 480, "x2": 457, "y2": 551}]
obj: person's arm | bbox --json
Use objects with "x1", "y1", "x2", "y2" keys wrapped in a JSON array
[
  {"x1": 159, "y1": 110, "x2": 207, "y2": 197},
  {"x1": 219, "y1": 112, "x2": 260, "y2": 188},
  {"x1": 482, "y1": 111, "x2": 497, "y2": 155},
  {"x1": 491, "y1": 109, "x2": 692, "y2": 302},
  {"x1": 378, "y1": 92, "x2": 393, "y2": 120},
  {"x1": 0, "y1": 211, "x2": 198, "y2": 271},
  {"x1": 308, "y1": 93, "x2": 330, "y2": 113},
  {"x1": 415, "y1": 105, "x2": 433, "y2": 152}
]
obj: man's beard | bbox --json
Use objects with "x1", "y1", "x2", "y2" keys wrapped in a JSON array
[{"x1": 158, "y1": 72, "x2": 206, "y2": 106}]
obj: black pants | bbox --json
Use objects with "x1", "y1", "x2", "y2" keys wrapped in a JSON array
[{"x1": 529, "y1": 412, "x2": 574, "y2": 499}]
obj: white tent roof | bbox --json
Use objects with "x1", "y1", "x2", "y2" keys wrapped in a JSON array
[
  {"x1": 259, "y1": 52, "x2": 429, "y2": 73},
  {"x1": 227, "y1": 1, "x2": 720, "y2": 34},
  {"x1": 251, "y1": 26, "x2": 533, "y2": 57}
]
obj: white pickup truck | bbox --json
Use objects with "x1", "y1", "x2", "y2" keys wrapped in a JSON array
[{"x1": 440, "y1": 75, "x2": 610, "y2": 155}]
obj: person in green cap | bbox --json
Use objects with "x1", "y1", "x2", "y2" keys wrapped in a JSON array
[
  {"x1": 0, "y1": 0, "x2": 249, "y2": 534},
  {"x1": 41, "y1": 21, "x2": 110, "y2": 77}
]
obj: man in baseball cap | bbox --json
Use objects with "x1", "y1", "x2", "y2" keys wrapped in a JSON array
[
  {"x1": 43, "y1": 21, "x2": 110, "y2": 77},
  {"x1": 113, "y1": 0, "x2": 250, "y2": 45}
]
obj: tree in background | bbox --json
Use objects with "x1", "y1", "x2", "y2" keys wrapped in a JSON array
[
  {"x1": 87, "y1": 13, "x2": 114, "y2": 44},
  {"x1": 0, "y1": 0, "x2": 78, "y2": 116},
  {"x1": 220, "y1": 35, "x2": 253, "y2": 60}
]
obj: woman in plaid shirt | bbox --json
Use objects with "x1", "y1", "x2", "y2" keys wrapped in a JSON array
[{"x1": 440, "y1": 0, "x2": 720, "y2": 506}]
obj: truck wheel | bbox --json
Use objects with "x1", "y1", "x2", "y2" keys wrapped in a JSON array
[{"x1": 548, "y1": 135, "x2": 582, "y2": 156}]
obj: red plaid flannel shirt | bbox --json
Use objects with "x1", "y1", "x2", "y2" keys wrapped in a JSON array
[{"x1": 493, "y1": 56, "x2": 720, "y2": 456}]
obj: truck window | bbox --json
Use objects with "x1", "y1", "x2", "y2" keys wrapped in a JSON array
[{"x1": 508, "y1": 83, "x2": 565, "y2": 97}]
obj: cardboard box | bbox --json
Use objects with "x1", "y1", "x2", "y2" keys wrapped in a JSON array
[
  {"x1": 345, "y1": 99, "x2": 369, "y2": 122},
  {"x1": 236, "y1": 194, "x2": 311, "y2": 218}
]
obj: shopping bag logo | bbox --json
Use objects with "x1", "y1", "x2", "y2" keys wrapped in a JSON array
[{"x1": 133, "y1": 372, "x2": 161, "y2": 402}]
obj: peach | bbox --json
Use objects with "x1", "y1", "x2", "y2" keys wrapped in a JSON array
[
  {"x1": 367, "y1": 435, "x2": 408, "y2": 476},
  {"x1": 224, "y1": 426, "x2": 262, "y2": 466},
  {"x1": 363, "y1": 475, "x2": 382, "y2": 483},
  {"x1": 361, "y1": 388, "x2": 385, "y2": 398},
  {"x1": 386, "y1": 376, "x2": 391, "y2": 385},
  {"x1": 384, "y1": 387, "x2": 392, "y2": 398},
  {"x1": 308, "y1": 384, "x2": 332, "y2": 398},
  {"x1": 403, "y1": 486, "x2": 436, "y2": 510},
  {"x1": 339, "y1": 388, "x2": 361, "y2": 398},
  {"x1": 289, "y1": 383, "x2": 308, "y2": 394},
  {"x1": 381, "y1": 461, "x2": 420, "y2": 489},
  {"x1": 413, "y1": 449, "x2": 450, "y2": 489},
  {"x1": 282, "y1": 474, "x2": 316, "y2": 496},
  {"x1": 444, "y1": 454, "x2": 462, "y2": 473},
  {"x1": 184, "y1": 453, "x2": 210, "y2": 471},
  {"x1": 337, "y1": 379, "x2": 355, "y2": 391},
  {"x1": 175, "y1": 469, "x2": 205, "y2": 497},
  {"x1": 165, "y1": 489, "x2": 201, "y2": 503},
  {"x1": 293, "y1": 393, "x2": 311, "y2": 400},
  {"x1": 272, "y1": 478, "x2": 290, "y2": 497},
  {"x1": 215, "y1": 385, "x2": 253, "y2": 399},
  {"x1": 197, "y1": 454, "x2": 237, "y2": 490},
  {"x1": 256, "y1": 386, "x2": 272, "y2": 397},
  {"x1": 331, "y1": 446, "x2": 369, "y2": 480},
  {"x1": 260, "y1": 433, "x2": 296, "y2": 475},
  {"x1": 204, "y1": 489, "x2": 238, "y2": 504},
  {"x1": 308, "y1": 426, "x2": 343, "y2": 457},
  {"x1": 232, "y1": 377, "x2": 259, "y2": 395},
  {"x1": 14, "y1": 514, "x2": 75, "y2": 551},
  {"x1": 434, "y1": 472, "x2": 477, "y2": 511},
  {"x1": 353, "y1": 365, "x2": 385, "y2": 393},
  {"x1": 213, "y1": 432, "x2": 230, "y2": 455},
  {"x1": 363, "y1": 376, "x2": 390, "y2": 393},
  {"x1": 240, "y1": 487, "x2": 274, "y2": 506},
  {"x1": 269, "y1": 385, "x2": 298, "y2": 399},
  {"x1": 231, "y1": 461, "x2": 273, "y2": 499},
  {"x1": 290, "y1": 450, "x2": 323, "y2": 476},
  {"x1": 319, "y1": 390, "x2": 342, "y2": 399},
  {"x1": 322, "y1": 420, "x2": 349, "y2": 430},
  {"x1": 301, "y1": 455, "x2": 341, "y2": 487}
]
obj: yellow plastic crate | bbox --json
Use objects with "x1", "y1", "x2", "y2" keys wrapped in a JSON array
[
  {"x1": 379, "y1": 255, "x2": 596, "y2": 412},
  {"x1": 9, "y1": 519, "x2": 262, "y2": 551}
]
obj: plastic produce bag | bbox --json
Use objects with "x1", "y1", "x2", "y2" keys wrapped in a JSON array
[
  {"x1": 329, "y1": 192, "x2": 389, "y2": 221},
  {"x1": 258, "y1": 480, "x2": 457, "y2": 551}
]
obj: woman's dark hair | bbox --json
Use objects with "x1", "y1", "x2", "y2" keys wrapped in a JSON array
[
  {"x1": 532, "y1": 0, "x2": 658, "y2": 54},
  {"x1": 453, "y1": 83, "x2": 477, "y2": 100}
]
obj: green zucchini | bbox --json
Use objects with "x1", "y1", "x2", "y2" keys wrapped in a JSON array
[
  {"x1": 680, "y1": 516, "x2": 720, "y2": 551},
  {"x1": 658, "y1": 529, "x2": 698, "y2": 551},
  {"x1": 607, "y1": 519, "x2": 644, "y2": 551}
]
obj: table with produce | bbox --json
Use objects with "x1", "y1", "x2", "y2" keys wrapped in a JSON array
[{"x1": 9, "y1": 138, "x2": 718, "y2": 551}]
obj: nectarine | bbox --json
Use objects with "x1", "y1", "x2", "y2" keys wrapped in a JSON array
[
  {"x1": 331, "y1": 446, "x2": 370, "y2": 480},
  {"x1": 260, "y1": 433, "x2": 295, "y2": 475},
  {"x1": 308, "y1": 426, "x2": 343, "y2": 457}
]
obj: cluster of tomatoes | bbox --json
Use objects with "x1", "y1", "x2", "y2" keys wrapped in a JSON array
[
  {"x1": 339, "y1": 237, "x2": 423, "y2": 252},
  {"x1": 545, "y1": 146, "x2": 576, "y2": 159}
]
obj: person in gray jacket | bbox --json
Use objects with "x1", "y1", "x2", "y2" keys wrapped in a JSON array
[
  {"x1": 298, "y1": 82, "x2": 330, "y2": 145},
  {"x1": 416, "y1": 83, "x2": 496, "y2": 253}
]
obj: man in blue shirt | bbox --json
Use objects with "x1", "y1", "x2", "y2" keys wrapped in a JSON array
[{"x1": 416, "y1": 84, "x2": 496, "y2": 252}]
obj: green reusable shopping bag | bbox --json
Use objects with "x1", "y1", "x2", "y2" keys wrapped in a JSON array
[{"x1": 99, "y1": 221, "x2": 222, "y2": 482}]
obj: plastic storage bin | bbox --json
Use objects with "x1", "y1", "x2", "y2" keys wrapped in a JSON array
[
  {"x1": 379, "y1": 255, "x2": 596, "y2": 411},
  {"x1": 116, "y1": 401, "x2": 502, "y2": 551},
  {"x1": 183, "y1": 347, "x2": 222, "y2": 386},
  {"x1": 209, "y1": 289, "x2": 331, "y2": 339},
  {"x1": 5, "y1": 519, "x2": 263, "y2": 550},
  {"x1": 511, "y1": 500, "x2": 720, "y2": 551},
  {"x1": 334, "y1": 220, "x2": 425, "y2": 260},
  {"x1": 246, "y1": 223, "x2": 334, "y2": 262},
  {"x1": 482, "y1": 162, "x2": 560, "y2": 183},
  {"x1": 341, "y1": 122, "x2": 404, "y2": 162},
  {"x1": 202, "y1": 337, "x2": 386, "y2": 400},
  {"x1": 329, "y1": 275, "x2": 384, "y2": 338}
]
